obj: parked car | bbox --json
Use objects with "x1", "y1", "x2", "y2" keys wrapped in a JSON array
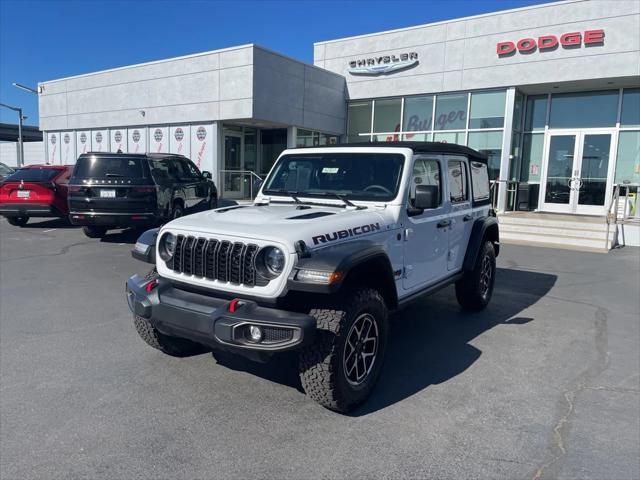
[
  {"x1": 0, "y1": 162, "x2": 15, "y2": 182},
  {"x1": 126, "y1": 142, "x2": 499, "y2": 412},
  {"x1": 68, "y1": 152, "x2": 217, "y2": 238},
  {"x1": 0, "y1": 165, "x2": 73, "y2": 226}
]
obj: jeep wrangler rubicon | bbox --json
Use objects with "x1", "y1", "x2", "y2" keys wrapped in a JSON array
[{"x1": 126, "y1": 142, "x2": 499, "y2": 413}]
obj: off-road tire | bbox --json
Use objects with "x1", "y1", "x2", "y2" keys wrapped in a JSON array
[
  {"x1": 172, "y1": 202, "x2": 184, "y2": 219},
  {"x1": 455, "y1": 240, "x2": 496, "y2": 311},
  {"x1": 133, "y1": 268, "x2": 208, "y2": 357},
  {"x1": 298, "y1": 288, "x2": 388, "y2": 413},
  {"x1": 82, "y1": 226, "x2": 107, "y2": 238},
  {"x1": 7, "y1": 216, "x2": 28, "y2": 227}
]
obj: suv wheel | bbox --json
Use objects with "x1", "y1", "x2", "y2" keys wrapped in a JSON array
[
  {"x1": 299, "y1": 288, "x2": 388, "y2": 413},
  {"x1": 172, "y1": 203, "x2": 184, "y2": 219},
  {"x1": 7, "y1": 216, "x2": 28, "y2": 227},
  {"x1": 133, "y1": 269, "x2": 208, "y2": 357},
  {"x1": 455, "y1": 240, "x2": 496, "y2": 311},
  {"x1": 82, "y1": 226, "x2": 107, "y2": 238}
]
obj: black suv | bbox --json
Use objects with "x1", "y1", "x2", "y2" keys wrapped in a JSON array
[{"x1": 68, "y1": 152, "x2": 217, "y2": 238}]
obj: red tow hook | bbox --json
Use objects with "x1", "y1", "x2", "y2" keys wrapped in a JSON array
[
  {"x1": 228, "y1": 299, "x2": 243, "y2": 313},
  {"x1": 145, "y1": 279, "x2": 158, "y2": 293}
]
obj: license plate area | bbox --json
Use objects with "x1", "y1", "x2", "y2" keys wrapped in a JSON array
[
  {"x1": 17, "y1": 190, "x2": 31, "y2": 199},
  {"x1": 100, "y1": 189, "x2": 116, "y2": 198}
]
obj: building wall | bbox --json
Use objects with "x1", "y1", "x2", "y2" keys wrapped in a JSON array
[
  {"x1": 0, "y1": 141, "x2": 45, "y2": 167},
  {"x1": 314, "y1": 0, "x2": 640, "y2": 99},
  {"x1": 252, "y1": 48, "x2": 346, "y2": 134}
]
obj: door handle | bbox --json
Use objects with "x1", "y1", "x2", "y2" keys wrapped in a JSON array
[
  {"x1": 437, "y1": 220, "x2": 450, "y2": 229},
  {"x1": 463, "y1": 214, "x2": 473, "y2": 222}
]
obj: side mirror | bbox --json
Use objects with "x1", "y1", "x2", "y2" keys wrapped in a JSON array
[
  {"x1": 202, "y1": 171, "x2": 212, "y2": 179},
  {"x1": 413, "y1": 185, "x2": 439, "y2": 210}
]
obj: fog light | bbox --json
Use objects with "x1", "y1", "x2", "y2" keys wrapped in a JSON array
[{"x1": 248, "y1": 325, "x2": 263, "y2": 342}]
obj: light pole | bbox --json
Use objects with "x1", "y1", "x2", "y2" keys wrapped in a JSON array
[
  {"x1": 0, "y1": 102, "x2": 24, "y2": 167},
  {"x1": 12, "y1": 82, "x2": 39, "y2": 95},
  {"x1": 11, "y1": 83, "x2": 40, "y2": 168}
]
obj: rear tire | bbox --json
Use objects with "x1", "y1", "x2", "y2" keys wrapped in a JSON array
[
  {"x1": 298, "y1": 288, "x2": 388, "y2": 413},
  {"x1": 133, "y1": 268, "x2": 208, "y2": 357},
  {"x1": 82, "y1": 226, "x2": 107, "y2": 238},
  {"x1": 172, "y1": 203, "x2": 184, "y2": 219},
  {"x1": 455, "y1": 240, "x2": 496, "y2": 311},
  {"x1": 7, "y1": 216, "x2": 28, "y2": 227}
]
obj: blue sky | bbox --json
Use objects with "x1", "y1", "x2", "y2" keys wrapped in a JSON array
[{"x1": 0, "y1": 0, "x2": 551, "y2": 126}]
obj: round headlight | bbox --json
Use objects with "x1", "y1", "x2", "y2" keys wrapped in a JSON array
[
  {"x1": 255, "y1": 246, "x2": 285, "y2": 279},
  {"x1": 159, "y1": 232, "x2": 176, "y2": 261}
]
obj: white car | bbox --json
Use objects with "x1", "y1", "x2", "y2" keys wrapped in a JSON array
[{"x1": 126, "y1": 142, "x2": 499, "y2": 412}]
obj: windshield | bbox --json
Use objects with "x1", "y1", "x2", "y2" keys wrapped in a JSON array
[
  {"x1": 0, "y1": 163, "x2": 14, "y2": 175},
  {"x1": 74, "y1": 156, "x2": 146, "y2": 178},
  {"x1": 5, "y1": 168, "x2": 60, "y2": 182},
  {"x1": 262, "y1": 153, "x2": 405, "y2": 202}
]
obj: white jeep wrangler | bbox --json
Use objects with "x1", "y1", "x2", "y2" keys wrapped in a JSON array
[{"x1": 126, "y1": 142, "x2": 499, "y2": 412}]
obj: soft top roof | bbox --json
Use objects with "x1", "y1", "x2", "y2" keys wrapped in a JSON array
[{"x1": 294, "y1": 141, "x2": 488, "y2": 163}]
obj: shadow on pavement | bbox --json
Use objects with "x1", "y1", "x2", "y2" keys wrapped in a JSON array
[
  {"x1": 14, "y1": 218, "x2": 78, "y2": 229},
  {"x1": 211, "y1": 267, "x2": 557, "y2": 414},
  {"x1": 100, "y1": 228, "x2": 147, "y2": 244}
]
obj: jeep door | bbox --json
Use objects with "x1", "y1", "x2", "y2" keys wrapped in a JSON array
[
  {"x1": 445, "y1": 156, "x2": 474, "y2": 271},
  {"x1": 402, "y1": 156, "x2": 450, "y2": 291}
]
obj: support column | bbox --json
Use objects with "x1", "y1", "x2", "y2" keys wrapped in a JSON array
[
  {"x1": 497, "y1": 87, "x2": 516, "y2": 213},
  {"x1": 287, "y1": 126, "x2": 297, "y2": 148}
]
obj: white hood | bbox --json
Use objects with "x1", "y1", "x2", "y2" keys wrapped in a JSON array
[{"x1": 163, "y1": 203, "x2": 396, "y2": 253}]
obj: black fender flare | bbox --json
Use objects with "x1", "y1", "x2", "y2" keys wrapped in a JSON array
[
  {"x1": 462, "y1": 216, "x2": 500, "y2": 272},
  {"x1": 131, "y1": 228, "x2": 159, "y2": 264},
  {"x1": 287, "y1": 239, "x2": 397, "y2": 305}
]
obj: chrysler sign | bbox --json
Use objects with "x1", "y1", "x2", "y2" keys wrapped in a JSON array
[
  {"x1": 348, "y1": 52, "x2": 419, "y2": 75},
  {"x1": 497, "y1": 29, "x2": 605, "y2": 56}
]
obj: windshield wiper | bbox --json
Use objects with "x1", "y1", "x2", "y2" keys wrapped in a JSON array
[
  {"x1": 332, "y1": 193, "x2": 366, "y2": 210},
  {"x1": 266, "y1": 189, "x2": 308, "y2": 207}
]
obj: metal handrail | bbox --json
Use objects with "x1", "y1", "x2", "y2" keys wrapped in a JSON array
[
  {"x1": 606, "y1": 183, "x2": 640, "y2": 249},
  {"x1": 219, "y1": 170, "x2": 263, "y2": 200}
]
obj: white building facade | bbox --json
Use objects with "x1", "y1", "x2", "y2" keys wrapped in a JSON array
[{"x1": 38, "y1": 0, "x2": 639, "y2": 217}]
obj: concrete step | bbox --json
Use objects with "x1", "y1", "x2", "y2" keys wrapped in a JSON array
[
  {"x1": 499, "y1": 223, "x2": 614, "y2": 240},
  {"x1": 498, "y1": 215, "x2": 608, "y2": 232},
  {"x1": 500, "y1": 230, "x2": 612, "y2": 252}
]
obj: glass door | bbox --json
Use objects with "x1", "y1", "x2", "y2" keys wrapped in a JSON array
[
  {"x1": 540, "y1": 131, "x2": 616, "y2": 214},
  {"x1": 223, "y1": 132, "x2": 243, "y2": 199}
]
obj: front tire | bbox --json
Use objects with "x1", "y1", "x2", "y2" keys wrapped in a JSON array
[
  {"x1": 7, "y1": 216, "x2": 28, "y2": 227},
  {"x1": 172, "y1": 203, "x2": 184, "y2": 219},
  {"x1": 298, "y1": 288, "x2": 388, "y2": 413},
  {"x1": 82, "y1": 226, "x2": 107, "y2": 238},
  {"x1": 455, "y1": 240, "x2": 496, "y2": 311},
  {"x1": 133, "y1": 268, "x2": 208, "y2": 357}
]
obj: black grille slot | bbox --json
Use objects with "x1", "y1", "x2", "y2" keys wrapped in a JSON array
[
  {"x1": 262, "y1": 327, "x2": 294, "y2": 344},
  {"x1": 169, "y1": 235, "x2": 264, "y2": 287}
]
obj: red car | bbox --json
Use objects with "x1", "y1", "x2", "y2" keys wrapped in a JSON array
[{"x1": 0, "y1": 165, "x2": 74, "y2": 226}]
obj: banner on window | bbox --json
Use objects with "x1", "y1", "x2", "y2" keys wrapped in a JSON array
[
  {"x1": 61, "y1": 132, "x2": 76, "y2": 164},
  {"x1": 91, "y1": 129, "x2": 109, "y2": 152},
  {"x1": 190, "y1": 124, "x2": 214, "y2": 171},
  {"x1": 149, "y1": 126, "x2": 169, "y2": 153},
  {"x1": 170, "y1": 125, "x2": 191, "y2": 158},
  {"x1": 47, "y1": 132, "x2": 61, "y2": 164},
  {"x1": 76, "y1": 130, "x2": 91, "y2": 156},
  {"x1": 128, "y1": 127, "x2": 146, "y2": 154},
  {"x1": 110, "y1": 129, "x2": 127, "y2": 153}
]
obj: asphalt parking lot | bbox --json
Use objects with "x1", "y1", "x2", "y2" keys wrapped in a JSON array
[{"x1": 1, "y1": 217, "x2": 639, "y2": 480}]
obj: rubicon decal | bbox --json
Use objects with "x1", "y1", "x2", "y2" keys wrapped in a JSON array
[
  {"x1": 312, "y1": 223, "x2": 381, "y2": 245},
  {"x1": 497, "y1": 29, "x2": 604, "y2": 56}
]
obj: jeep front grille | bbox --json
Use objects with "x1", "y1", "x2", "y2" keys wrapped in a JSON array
[{"x1": 171, "y1": 235, "x2": 264, "y2": 287}]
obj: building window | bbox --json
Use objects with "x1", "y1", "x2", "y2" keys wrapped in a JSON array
[
  {"x1": 373, "y1": 98, "x2": 402, "y2": 133},
  {"x1": 520, "y1": 133, "x2": 544, "y2": 183},
  {"x1": 403, "y1": 95, "x2": 434, "y2": 132},
  {"x1": 260, "y1": 129, "x2": 287, "y2": 176},
  {"x1": 524, "y1": 95, "x2": 547, "y2": 131},
  {"x1": 434, "y1": 93, "x2": 467, "y2": 130},
  {"x1": 434, "y1": 131, "x2": 466, "y2": 144},
  {"x1": 615, "y1": 131, "x2": 640, "y2": 185},
  {"x1": 469, "y1": 90, "x2": 506, "y2": 129},
  {"x1": 467, "y1": 131, "x2": 503, "y2": 180},
  {"x1": 347, "y1": 101, "x2": 372, "y2": 142},
  {"x1": 549, "y1": 90, "x2": 619, "y2": 129},
  {"x1": 621, "y1": 88, "x2": 640, "y2": 128}
]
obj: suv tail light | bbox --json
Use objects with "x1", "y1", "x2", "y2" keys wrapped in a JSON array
[{"x1": 133, "y1": 186, "x2": 155, "y2": 193}]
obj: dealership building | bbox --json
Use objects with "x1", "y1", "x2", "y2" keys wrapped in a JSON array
[{"x1": 38, "y1": 0, "x2": 640, "y2": 247}]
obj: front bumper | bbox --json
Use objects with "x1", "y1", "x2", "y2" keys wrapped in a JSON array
[
  {"x1": 0, "y1": 203, "x2": 63, "y2": 218},
  {"x1": 69, "y1": 211, "x2": 159, "y2": 227},
  {"x1": 125, "y1": 274, "x2": 315, "y2": 353}
]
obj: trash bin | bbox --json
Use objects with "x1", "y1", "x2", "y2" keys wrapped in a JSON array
[{"x1": 517, "y1": 182, "x2": 530, "y2": 211}]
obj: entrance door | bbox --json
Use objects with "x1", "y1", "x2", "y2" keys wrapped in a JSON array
[
  {"x1": 223, "y1": 132, "x2": 243, "y2": 198},
  {"x1": 540, "y1": 131, "x2": 616, "y2": 215}
]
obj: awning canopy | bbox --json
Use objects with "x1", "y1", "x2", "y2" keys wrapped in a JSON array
[{"x1": 0, "y1": 123, "x2": 43, "y2": 142}]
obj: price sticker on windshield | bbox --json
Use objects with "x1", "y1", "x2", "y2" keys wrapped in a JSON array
[{"x1": 322, "y1": 167, "x2": 339, "y2": 174}]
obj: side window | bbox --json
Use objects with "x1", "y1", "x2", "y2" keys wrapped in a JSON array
[
  {"x1": 409, "y1": 158, "x2": 441, "y2": 207},
  {"x1": 470, "y1": 161, "x2": 490, "y2": 202},
  {"x1": 150, "y1": 159, "x2": 172, "y2": 182},
  {"x1": 448, "y1": 160, "x2": 469, "y2": 204},
  {"x1": 181, "y1": 159, "x2": 200, "y2": 178}
]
